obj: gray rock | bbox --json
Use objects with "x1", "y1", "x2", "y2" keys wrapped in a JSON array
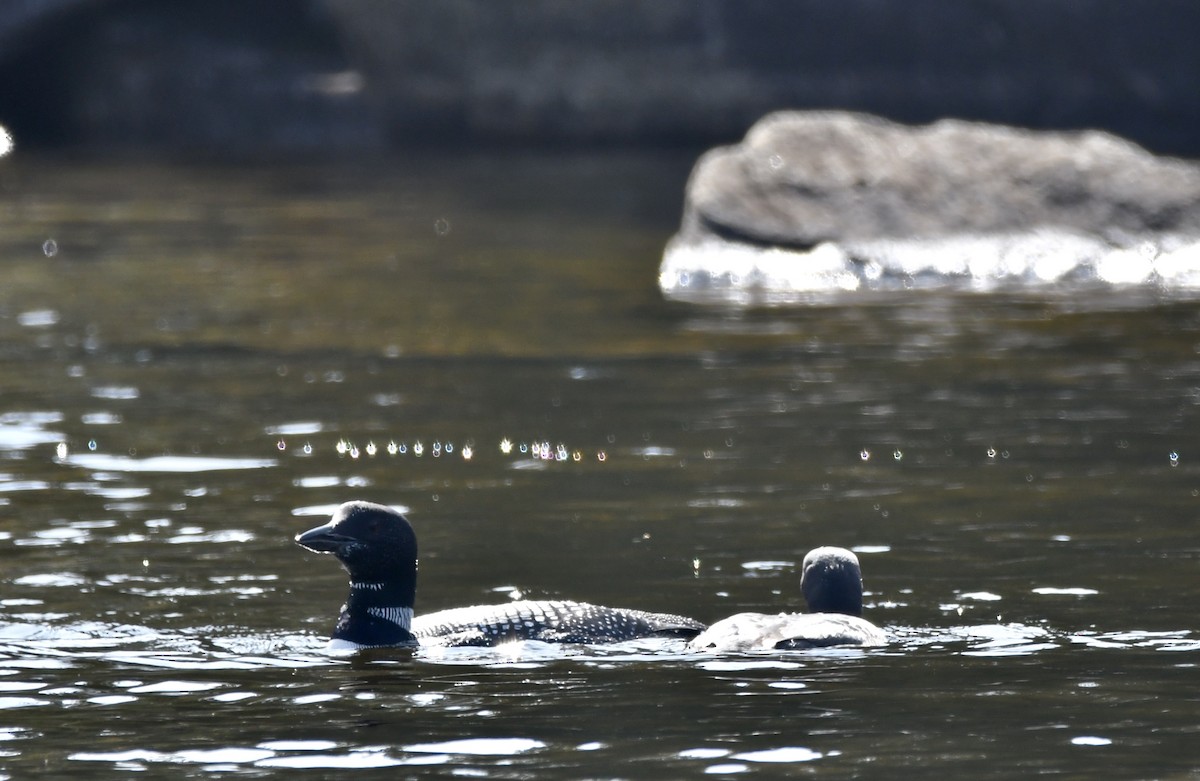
[
  {"x1": 661, "y1": 112, "x2": 1200, "y2": 303},
  {"x1": 682, "y1": 111, "x2": 1200, "y2": 249}
]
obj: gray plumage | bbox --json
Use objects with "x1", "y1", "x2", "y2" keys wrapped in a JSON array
[
  {"x1": 413, "y1": 599, "x2": 704, "y2": 646},
  {"x1": 690, "y1": 546, "x2": 886, "y2": 652}
]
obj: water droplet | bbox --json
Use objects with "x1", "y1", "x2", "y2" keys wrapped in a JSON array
[
  {"x1": 1169, "y1": 451, "x2": 1180, "y2": 467},
  {"x1": 335, "y1": 439, "x2": 348, "y2": 454},
  {"x1": 302, "y1": 442, "x2": 312, "y2": 455},
  {"x1": 987, "y1": 448, "x2": 997, "y2": 459},
  {"x1": 365, "y1": 442, "x2": 377, "y2": 456},
  {"x1": 596, "y1": 451, "x2": 607, "y2": 462},
  {"x1": 42, "y1": 239, "x2": 58, "y2": 257},
  {"x1": 87, "y1": 440, "x2": 97, "y2": 451},
  {"x1": 434, "y1": 218, "x2": 451, "y2": 237},
  {"x1": 413, "y1": 441, "x2": 424, "y2": 457},
  {"x1": 500, "y1": 438, "x2": 513, "y2": 454},
  {"x1": 431, "y1": 441, "x2": 442, "y2": 457},
  {"x1": 572, "y1": 450, "x2": 582, "y2": 462},
  {"x1": 461, "y1": 444, "x2": 474, "y2": 460},
  {"x1": 860, "y1": 449, "x2": 871, "y2": 461},
  {"x1": 0, "y1": 126, "x2": 12, "y2": 157},
  {"x1": 893, "y1": 449, "x2": 903, "y2": 461},
  {"x1": 55, "y1": 442, "x2": 68, "y2": 460},
  {"x1": 387, "y1": 441, "x2": 398, "y2": 455},
  {"x1": 349, "y1": 445, "x2": 360, "y2": 459},
  {"x1": 276, "y1": 439, "x2": 286, "y2": 451},
  {"x1": 444, "y1": 442, "x2": 454, "y2": 454}
]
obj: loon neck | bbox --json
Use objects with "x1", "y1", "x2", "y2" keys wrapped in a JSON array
[
  {"x1": 345, "y1": 578, "x2": 415, "y2": 610},
  {"x1": 332, "y1": 579, "x2": 417, "y2": 647}
]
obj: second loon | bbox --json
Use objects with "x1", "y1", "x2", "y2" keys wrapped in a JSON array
[
  {"x1": 295, "y1": 500, "x2": 706, "y2": 650},
  {"x1": 689, "y1": 546, "x2": 886, "y2": 652}
]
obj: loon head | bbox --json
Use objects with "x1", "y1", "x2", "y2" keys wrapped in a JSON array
[
  {"x1": 295, "y1": 501, "x2": 419, "y2": 648},
  {"x1": 296, "y1": 500, "x2": 418, "y2": 585},
  {"x1": 800, "y1": 546, "x2": 865, "y2": 617}
]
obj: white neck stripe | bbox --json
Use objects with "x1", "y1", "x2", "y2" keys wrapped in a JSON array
[{"x1": 367, "y1": 606, "x2": 414, "y2": 630}]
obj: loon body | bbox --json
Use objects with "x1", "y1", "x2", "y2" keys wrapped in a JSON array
[
  {"x1": 295, "y1": 500, "x2": 704, "y2": 650},
  {"x1": 690, "y1": 546, "x2": 886, "y2": 652},
  {"x1": 412, "y1": 599, "x2": 701, "y2": 647}
]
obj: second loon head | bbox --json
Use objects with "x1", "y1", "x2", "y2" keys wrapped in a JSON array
[{"x1": 800, "y1": 546, "x2": 866, "y2": 616}]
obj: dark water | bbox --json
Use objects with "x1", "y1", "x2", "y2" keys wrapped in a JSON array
[{"x1": 0, "y1": 152, "x2": 1198, "y2": 778}]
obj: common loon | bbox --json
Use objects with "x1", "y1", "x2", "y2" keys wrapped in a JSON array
[
  {"x1": 689, "y1": 546, "x2": 886, "y2": 652},
  {"x1": 295, "y1": 500, "x2": 706, "y2": 650}
]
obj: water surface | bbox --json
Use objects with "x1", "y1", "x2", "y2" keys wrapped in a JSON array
[{"x1": 0, "y1": 151, "x2": 1198, "y2": 778}]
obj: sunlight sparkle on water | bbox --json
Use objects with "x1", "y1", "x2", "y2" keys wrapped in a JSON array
[
  {"x1": 403, "y1": 738, "x2": 545, "y2": 756},
  {"x1": 65, "y1": 453, "x2": 276, "y2": 473},
  {"x1": 1071, "y1": 736, "x2": 1113, "y2": 746},
  {"x1": 681, "y1": 748, "x2": 731, "y2": 759},
  {"x1": 17, "y1": 309, "x2": 59, "y2": 327},
  {"x1": 732, "y1": 747, "x2": 823, "y2": 763},
  {"x1": 1033, "y1": 587, "x2": 1099, "y2": 596},
  {"x1": 331, "y1": 436, "x2": 606, "y2": 463}
]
